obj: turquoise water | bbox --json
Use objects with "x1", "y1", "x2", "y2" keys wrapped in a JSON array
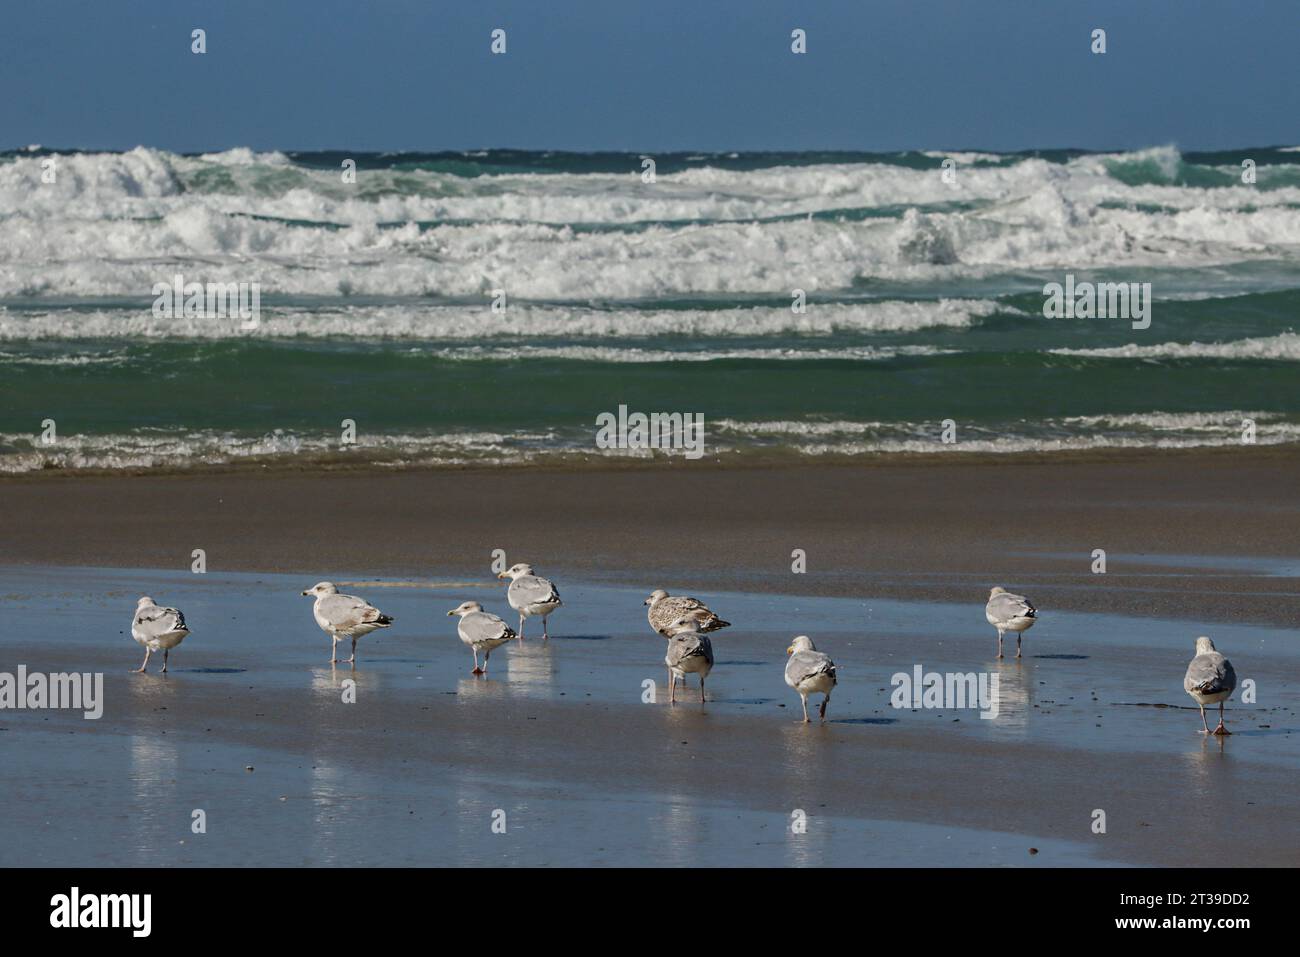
[{"x1": 2, "y1": 146, "x2": 1299, "y2": 470}]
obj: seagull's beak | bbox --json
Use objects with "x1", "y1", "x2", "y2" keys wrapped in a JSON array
[
  {"x1": 446, "y1": 610, "x2": 455, "y2": 616},
  {"x1": 643, "y1": 597, "x2": 651, "y2": 605},
  {"x1": 786, "y1": 646, "x2": 793, "y2": 655},
  {"x1": 301, "y1": 590, "x2": 311, "y2": 596},
  {"x1": 497, "y1": 572, "x2": 509, "y2": 580}
]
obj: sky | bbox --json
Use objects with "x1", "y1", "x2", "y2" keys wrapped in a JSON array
[{"x1": 1, "y1": 0, "x2": 1296, "y2": 153}]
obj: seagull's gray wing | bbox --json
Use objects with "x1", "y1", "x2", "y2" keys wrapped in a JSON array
[
  {"x1": 786, "y1": 650, "x2": 836, "y2": 686},
  {"x1": 319, "y1": 593, "x2": 389, "y2": 630},
  {"x1": 462, "y1": 611, "x2": 515, "y2": 645},
  {"x1": 512, "y1": 575, "x2": 561, "y2": 606},
  {"x1": 987, "y1": 592, "x2": 1036, "y2": 623},
  {"x1": 666, "y1": 633, "x2": 713, "y2": 669},
  {"x1": 134, "y1": 605, "x2": 187, "y2": 637},
  {"x1": 1184, "y1": 653, "x2": 1236, "y2": 696}
]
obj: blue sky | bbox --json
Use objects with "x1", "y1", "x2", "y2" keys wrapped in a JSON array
[{"x1": 2, "y1": 0, "x2": 1296, "y2": 152}]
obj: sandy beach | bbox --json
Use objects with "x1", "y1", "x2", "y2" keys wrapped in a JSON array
[
  {"x1": 1, "y1": 451, "x2": 1296, "y2": 867},
  {"x1": 4, "y1": 447, "x2": 1298, "y2": 624}
]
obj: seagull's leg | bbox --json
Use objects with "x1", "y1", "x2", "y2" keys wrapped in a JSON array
[
  {"x1": 1214, "y1": 702, "x2": 1230, "y2": 735},
  {"x1": 542, "y1": 615, "x2": 549, "y2": 641},
  {"x1": 1016, "y1": 633, "x2": 1022, "y2": 658},
  {"x1": 472, "y1": 648, "x2": 483, "y2": 675},
  {"x1": 330, "y1": 636, "x2": 340, "y2": 663},
  {"x1": 347, "y1": 637, "x2": 357, "y2": 664},
  {"x1": 819, "y1": 696, "x2": 829, "y2": 722},
  {"x1": 517, "y1": 614, "x2": 526, "y2": 641},
  {"x1": 669, "y1": 673, "x2": 677, "y2": 705},
  {"x1": 133, "y1": 649, "x2": 151, "y2": 673},
  {"x1": 162, "y1": 649, "x2": 169, "y2": 674},
  {"x1": 801, "y1": 693, "x2": 810, "y2": 723},
  {"x1": 996, "y1": 630, "x2": 1004, "y2": 659},
  {"x1": 699, "y1": 675, "x2": 706, "y2": 704},
  {"x1": 1198, "y1": 704, "x2": 1211, "y2": 734}
]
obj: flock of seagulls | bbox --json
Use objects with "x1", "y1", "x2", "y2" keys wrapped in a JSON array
[{"x1": 128, "y1": 574, "x2": 1240, "y2": 731}]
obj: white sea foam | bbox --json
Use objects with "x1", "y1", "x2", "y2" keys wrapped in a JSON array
[
  {"x1": 1051, "y1": 333, "x2": 1300, "y2": 361},
  {"x1": 6, "y1": 411, "x2": 1294, "y2": 473},
  {"x1": 0, "y1": 299, "x2": 1004, "y2": 341},
  {"x1": 4, "y1": 146, "x2": 1300, "y2": 299}
]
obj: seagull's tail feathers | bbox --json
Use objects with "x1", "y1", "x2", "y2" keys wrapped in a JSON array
[{"x1": 701, "y1": 616, "x2": 731, "y2": 632}]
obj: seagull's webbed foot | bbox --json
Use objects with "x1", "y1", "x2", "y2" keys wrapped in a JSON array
[
  {"x1": 1213, "y1": 723, "x2": 1231, "y2": 736},
  {"x1": 471, "y1": 667, "x2": 485, "y2": 675}
]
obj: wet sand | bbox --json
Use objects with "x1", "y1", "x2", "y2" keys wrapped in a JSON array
[
  {"x1": 0, "y1": 566, "x2": 1296, "y2": 867},
  {"x1": 2, "y1": 448, "x2": 1299, "y2": 628},
  {"x1": 1, "y1": 451, "x2": 1297, "y2": 866}
]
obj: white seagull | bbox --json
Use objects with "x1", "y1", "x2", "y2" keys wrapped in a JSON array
[
  {"x1": 1184, "y1": 636, "x2": 1237, "y2": 735},
  {"x1": 448, "y1": 600, "x2": 516, "y2": 675},
  {"x1": 644, "y1": 588, "x2": 731, "y2": 637},
  {"x1": 300, "y1": 581, "x2": 393, "y2": 664},
  {"x1": 664, "y1": 614, "x2": 714, "y2": 704},
  {"x1": 130, "y1": 596, "x2": 190, "y2": 674},
  {"x1": 785, "y1": 635, "x2": 837, "y2": 723},
  {"x1": 985, "y1": 586, "x2": 1037, "y2": 658},
  {"x1": 498, "y1": 563, "x2": 562, "y2": 640}
]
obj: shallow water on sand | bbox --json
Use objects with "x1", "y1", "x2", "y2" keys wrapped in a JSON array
[{"x1": 0, "y1": 565, "x2": 1294, "y2": 866}]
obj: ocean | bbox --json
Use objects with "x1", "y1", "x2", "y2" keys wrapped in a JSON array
[{"x1": 2, "y1": 144, "x2": 1298, "y2": 472}]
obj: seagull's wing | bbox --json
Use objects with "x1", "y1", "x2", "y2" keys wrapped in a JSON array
[
  {"x1": 513, "y1": 575, "x2": 561, "y2": 606},
  {"x1": 666, "y1": 634, "x2": 712, "y2": 667},
  {"x1": 1184, "y1": 653, "x2": 1236, "y2": 696},
  {"x1": 650, "y1": 596, "x2": 703, "y2": 631},
  {"x1": 987, "y1": 592, "x2": 1036, "y2": 622},
  {"x1": 787, "y1": 650, "x2": 836, "y2": 685},
  {"x1": 134, "y1": 605, "x2": 187, "y2": 637},
  {"x1": 462, "y1": 611, "x2": 515, "y2": 644},
  {"x1": 320, "y1": 593, "x2": 391, "y2": 630}
]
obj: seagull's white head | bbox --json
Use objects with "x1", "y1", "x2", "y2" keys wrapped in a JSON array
[
  {"x1": 1194, "y1": 636, "x2": 1217, "y2": 655},
  {"x1": 787, "y1": 635, "x2": 815, "y2": 655},
  {"x1": 644, "y1": 588, "x2": 669, "y2": 606},
  {"x1": 136, "y1": 596, "x2": 154, "y2": 607},
  {"x1": 302, "y1": 582, "x2": 338, "y2": 598},
  {"x1": 666, "y1": 615, "x2": 701, "y2": 636},
  {"x1": 448, "y1": 601, "x2": 483, "y2": 617},
  {"x1": 988, "y1": 586, "x2": 1007, "y2": 598},
  {"x1": 498, "y1": 563, "x2": 534, "y2": 581}
]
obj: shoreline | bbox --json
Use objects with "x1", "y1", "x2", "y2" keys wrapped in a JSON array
[{"x1": 5, "y1": 440, "x2": 1299, "y2": 481}]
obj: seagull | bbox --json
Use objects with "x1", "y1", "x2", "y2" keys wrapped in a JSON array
[
  {"x1": 1184, "y1": 636, "x2": 1237, "y2": 735},
  {"x1": 985, "y1": 586, "x2": 1037, "y2": 658},
  {"x1": 130, "y1": 596, "x2": 190, "y2": 673},
  {"x1": 644, "y1": 589, "x2": 731, "y2": 637},
  {"x1": 448, "y1": 601, "x2": 516, "y2": 675},
  {"x1": 785, "y1": 635, "x2": 837, "y2": 723},
  {"x1": 498, "y1": 563, "x2": 562, "y2": 639},
  {"x1": 300, "y1": 581, "x2": 393, "y2": 664},
  {"x1": 664, "y1": 615, "x2": 714, "y2": 704}
]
